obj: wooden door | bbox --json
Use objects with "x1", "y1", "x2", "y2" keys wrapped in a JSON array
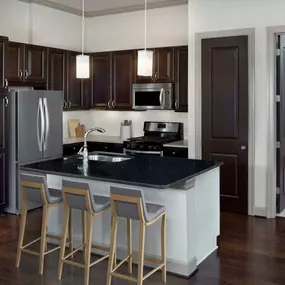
[
  {"x1": 67, "y1": 52, "x2": 84, "y2": 110},
  {"x1": 154, "y1": 47, "x2": 174, "y2": 83},
  {"x1": 174, "y1": 46, "x2": 188, "y2": 112},
  {"x1": 0, "y1": 92, "x2": 8, "y2": 214},
  {"x1": 48, "y1": 48, "x2": 67, "y2": 106},
  {"x1": 24, "y1": 44, "x2": 47, "y2": 83},
  {"x1": 6, "y1": 42, "x2": 24, "y2": 82},
  {"x1": 134, "y1": 49, "x2": 155, "y2": 83},
  {"x1": 112, "y1": 50, "x2": 134, "y2": 110},
  {"x1": 0, "y1": 37, "x2": 8, "y2": 88},
  {"x1": 90, "y1": 53, "x2": 111, "y2": 109},
  {"x1": 202, "y1": 36, "x2": 249, "y2": 214}
]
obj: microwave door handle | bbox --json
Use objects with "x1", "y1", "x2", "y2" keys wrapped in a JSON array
[{"x1": 159, "y1": 88, "x2": 165, "y2": 108}]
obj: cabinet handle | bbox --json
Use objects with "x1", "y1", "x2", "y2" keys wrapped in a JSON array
[
  {"x1": 69, "y1": 101, "x2": 72, "y2": 108},
  {"x1": 107, "y1": 100, "x2": 111, "y2": 108},
  {"x1": 4, "y1": 79, "x2": 8, "y2": 89},
  {"x1": 4, "y1": 96, "x2": 8, "y2": 107},
  {"x1": 175, "y1": 100, "x2": 178, "y2": 109},
  {"x1": 155, "y1": 71, "x2": 158, "y2": 80},
  {"x1": 19, "y1": 70, "x2": 23, "y2": 79},
  {"x1": 112, "y1": 100, "x2": 116, "y2": 108},
  {"x1": 63, "y1": 101, "x2": 66, "y2": 108},
  {"x1": 25, "y1": 70, "x2": 29, "y2": 79}
]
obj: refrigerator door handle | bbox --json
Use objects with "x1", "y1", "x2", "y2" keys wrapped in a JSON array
[
  {"x1": 43, "y1": 97, "x2": 50, "y2": 151},
  {"x1": 37, "y1": 98, "x2": 44, "y2": 152}
]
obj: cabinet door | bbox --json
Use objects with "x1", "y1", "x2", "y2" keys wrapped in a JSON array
[
  {"x1": 67, "y1": 52, "x2": 84, "y2": 110},
  {"x1": 63, "y1": 144, "x2": 82, "y2": 156},
  {"x1": 6, "y1": 42, "x2": 24, "y2": 82},
  {"x1": 113, "y1": 51, "x2": 134, "y2": 109},
  {"x1": 24, "y1": 44, "x2": 47, "y2": 83},
  {"x1": 134, "y1": 49, "x2": 155, "y2": 83},
  {"x1": 0, "y1": 93, "x2": 8, "y2": 213},
  {"x1": 0, "y1": 37, "x2": 8, "y2": 88},
  {"x1": 154, "y1": 47, "x2": 174, "y2": 83},
  {"x1": 174, "y1": 46, "x2": 188, "y2": 112},
  {"x1": 90, "y1": 53, "x2": 111, "y2": 109},
  {"x1": 48, "y1": 48, "x2": 67, "y2": 105}
]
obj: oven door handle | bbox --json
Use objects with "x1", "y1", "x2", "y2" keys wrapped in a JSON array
[
  {"x1": 159, "y1": 88, "x2": 165, "y2": 109},
  {"x1": 124, "y1": 149, "x2": 162, "y2": 155}
]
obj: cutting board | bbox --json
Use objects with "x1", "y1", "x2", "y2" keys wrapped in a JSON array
[
  {"x1": 68, "y1": 119, "x2": 80, "y2": 137},
  {"x1": 75, "y1": 125, "x2": 86, "y2": 137}
]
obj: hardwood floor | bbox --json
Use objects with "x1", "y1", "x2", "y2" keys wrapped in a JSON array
[{"x1": 1, "y1": 210, "x2": 285, "y2": 285}]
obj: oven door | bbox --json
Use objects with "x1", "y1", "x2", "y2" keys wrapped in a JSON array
[{"x1": 124, "y1": 149, "x2": 163, "y2": 156}]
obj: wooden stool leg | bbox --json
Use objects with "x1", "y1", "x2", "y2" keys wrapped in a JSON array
[
  {"x1": 84, "y1": 212, "x2": 93, "y2": 285},
  {"x1": 161, "y1": 213, "x2": 167, "y2": 283},
  {"x1": 16, "y1": 200, "x2": 28, "y2": 268},
  {"x1": 106, "y1": 216, "x2": 118, "y2": 285},
  {"x1": 137, "y1": 222, "x2": 146, "y2": 285},
  {"x1": 82, "y1": 210, "x2": 86, "y2": 261},
  {"x1": 111, "y1": 216, "x2": 116, "y2": 267},
  {"x1": 127, "y1": 219, "x2": 132, "y2": 274},
  {"x1": 69, "y1": 208, "x2": 74, "y2": 258},
  {"x1": 39, "y1": 205, "x2": 49, "y2": 275},
  {"x1": 58, "y1": 205, "x2": 70, "y2": 280}
]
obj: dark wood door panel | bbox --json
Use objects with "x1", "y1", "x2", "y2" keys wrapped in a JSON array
[
  {"x1": 202, "y1": 36, "x2": 248, "y2": 214},
  {"x1": 174, "y1": 46, "x2": 188, "y2": 112},
  {"x1": 113, "y1": 51, "x2": 133, "y2": 109},
  {"x1": 0, "y1": 37, "x2": 8, "y2": 88},
  {"x1": 154, "y1": 47, "x2": 174, "y2": 83},
  {"x1": 6, "y1": 42, "x2": 23, "y2": 82},
  {"x1": 24, "y1": 44, "x2": 47, "y2": 83},
  {"x1": 91, "y1": 53, "x2": 111, "y2": 109},
  {"x1": 0, "y1": 152, "x2": 6, "y2": 210}
]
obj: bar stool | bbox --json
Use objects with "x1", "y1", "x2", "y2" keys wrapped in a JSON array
[
  {"x1": 106, "y1": 186, "x2": 167, "y2": 285},
  {"x1": 58, "y1": 180, "x2": 111, "y2": 285},
  {"x1": 16, "y1": 173, "x2": 73, "y2": 275}
]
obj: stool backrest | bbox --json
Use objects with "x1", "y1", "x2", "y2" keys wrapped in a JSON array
[
  {"x1": 62, "y1": 180, "x2": 100, "y2": 212},
  {"x1": 20, "y1": 173, "x2": 51, "y2": 205},
  {"x1": 110, "y1": 186, "x2": 147, "y2": 222}
]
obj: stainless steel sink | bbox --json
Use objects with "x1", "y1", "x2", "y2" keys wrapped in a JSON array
[{"x1": 77, "y1": 153, "x2": 132, "y2": 163}]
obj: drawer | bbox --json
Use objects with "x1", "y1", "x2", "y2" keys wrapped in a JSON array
[{"x1": 163, "y1": 147, "x2": 188, "y2": 158}]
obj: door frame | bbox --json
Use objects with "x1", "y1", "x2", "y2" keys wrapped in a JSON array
[
  {"x1": 193, "y1": 28, "x2": 255, "y2": 216},
  {"x1": 266, "y1": 26, "x2": 285, "y2": 219}
]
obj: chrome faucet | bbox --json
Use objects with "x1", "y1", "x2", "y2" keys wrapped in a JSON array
[{"x1": 78, "y1": 127, "x2": 106, "y2": 160}]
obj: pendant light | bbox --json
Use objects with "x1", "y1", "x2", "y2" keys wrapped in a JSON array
[
  {"x1": 76, "y1": 0, "x2": 90, "y2": 78},
  {"x1": 137, "y1": 0, "x2": 153, "y2": 77}
]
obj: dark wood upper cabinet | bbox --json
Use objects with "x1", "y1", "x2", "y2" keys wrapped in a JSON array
[
  {"x1": 90, "y1": 53, "x2": 112, "y2": 109},
  {"x1": 24, "y1": 44, "x2": 47, "y2": 83},
  {"x1": 174, "y1": 46, "x2": 188, "y2": 112},
  {"x1": 6, "y1": 42, "x2": 23, "y2": 83},
  {"x1": 154, "y1": 47, "x2": 174, "y2": 83},
  {"x1": 0, "y1": 37, "x2": 8, "y2": 88},
  {"x1": 112, "y1": 50, "x2": 134, "y2": 109},
  {"x1": 67, "y1": 52, "x2": 84, "y2": 110},
  {"x1": 47, "y1": 48, "x2": 67, "y2": 99},
  {"x1": 0, "y1": 91, "x2": 8, "y2": 214}
]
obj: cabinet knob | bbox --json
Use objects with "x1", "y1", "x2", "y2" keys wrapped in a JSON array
[
  {"x1": 155, "y1": 71, "x2": 158, "y2": 80},
  {"x1": 25, "y1": 70, "x2": 29, "y2": 79},
  {"x1": 172, "y1": 152, "x2": 176, "y2": 155},
  {"x1": 241, "y1": 145, "x2": 247, "y2": 151},
  {"x1": 4, "y1": 79, "x2": 8, "y2": 89},
  {"x1": 19, "y1": 70, "x2": 23, "y2": 79},
  {"x1": 108, "y1": 100, "x2": 111, "y2": 108},
  {"x1": 175, "y1": 100, "x2": 178, "y2": 109},
  {"x1": 112, "y1": 100, "x2": 116, "y2": 108}
]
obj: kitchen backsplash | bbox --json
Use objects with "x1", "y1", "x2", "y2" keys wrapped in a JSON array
[{"x1": 63, "y1": 110, "x2": 188, "y2": 139}]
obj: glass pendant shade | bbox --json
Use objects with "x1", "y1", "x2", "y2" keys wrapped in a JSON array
[
  {"x1": 137, "y1": 50, "x2": 153, "y2": 76},
  {"x1": 76, "y1": 54, "x2": 90, "y2": 79}
]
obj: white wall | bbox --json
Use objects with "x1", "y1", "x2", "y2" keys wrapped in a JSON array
[
  {"x1": 188, "y1": 0, "x2": 285, "y2": 212},
  {"x1": 63, "y1": 110, "x2": 188, "y2": 138},
  {"x1": 86, "y1": 5, "x2": 188, "y2": 52},
  {"x1": 0, "y1": 0, "x2": 81, "y2": 50}
]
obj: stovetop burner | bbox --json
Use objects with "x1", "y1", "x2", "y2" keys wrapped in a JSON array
[{"x1": 124, "y1": 121, "x2": 183, "y2": 153}]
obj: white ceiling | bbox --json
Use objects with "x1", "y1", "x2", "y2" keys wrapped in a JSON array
[{"x1": 20, "y1": 0, "x2": 188, "y2": 17}]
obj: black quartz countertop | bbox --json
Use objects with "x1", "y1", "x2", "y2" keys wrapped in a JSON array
[{"x1": 21, "y1": 153, "x2": 221, "y2": 189}]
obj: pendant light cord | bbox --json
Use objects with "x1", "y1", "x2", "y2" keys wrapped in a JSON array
[
  {"x1": 144, "y1": 0, "x2": 147, "y2": 51},
  {"x1": 82, "y1": 0, "x2": 85, "y2": 55}
]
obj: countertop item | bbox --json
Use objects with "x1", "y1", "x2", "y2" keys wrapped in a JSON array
[
  {"x1": 63, "y1": 135, "x2": 126, "y2": 145},
  {"x1": 163, "y1": 140, "x2": 188, "y2": 148},
  {"x1": 21, "y1": 154, "x2": 221, "y2": 189},
  {"x1": 68, "y1": 119, "x2": 80, "y2": 137}
]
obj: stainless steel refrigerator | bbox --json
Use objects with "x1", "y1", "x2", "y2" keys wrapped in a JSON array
[{"x1": 5, "y1": 90, "x2": 63, "y2": 214}]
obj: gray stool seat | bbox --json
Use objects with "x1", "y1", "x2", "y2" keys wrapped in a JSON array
[{"x1": 145, "y1": 203, "x2": 165, "y2": 221}]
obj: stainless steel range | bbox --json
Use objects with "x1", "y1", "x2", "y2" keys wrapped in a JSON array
[{"x1": 123, "y1": 122, "x2": 183, "y2": 156}]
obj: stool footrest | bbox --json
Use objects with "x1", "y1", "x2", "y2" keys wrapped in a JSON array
[
  {"x1": 63, "y1": 259, "x2": 85, "y2": 268},
  {"x1": 143, "y1": 263, "x2": 164, "y2": 281},
  {"x1": 64, "y1": 244, "x2": 85, "y2": 260},
  {"x1": 44, "y1": 245, "x2": 61, "y2": 255},
  {"x1": 22, "y1": 237, "x2": 41, "y2": 249},
  {"x1": 90, "y1": 254, "x2": 109, "y2": 267},
  {"x1": 112, "y1": 254, "x2": 132, "y2": 272},
  {"x1": 21, "y1": 249, "x2": 40, "y2": 256},
  {"x1": 111, "y1": 272, "x2": 137, "y2": 282}
]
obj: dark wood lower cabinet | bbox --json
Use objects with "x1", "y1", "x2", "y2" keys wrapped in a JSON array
[
  {"x1": 0, "y1": 92, "x2": 8, "y2": 214},
  {"x1": 163, "y1": 147, "x2": 188, "y2": 158}
]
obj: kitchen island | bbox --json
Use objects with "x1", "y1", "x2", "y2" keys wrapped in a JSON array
[{"x1": 21, "y1": 153, "x2": 221, "y2": 278}]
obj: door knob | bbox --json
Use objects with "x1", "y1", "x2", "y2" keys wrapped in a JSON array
[{"x1": 241, "y1": 145, "x2": 247, "y2": 151}]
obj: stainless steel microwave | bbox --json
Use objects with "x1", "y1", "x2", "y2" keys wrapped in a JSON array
[{"x1": 132, "y1": 83, "x2": 173, "y2": 110}]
